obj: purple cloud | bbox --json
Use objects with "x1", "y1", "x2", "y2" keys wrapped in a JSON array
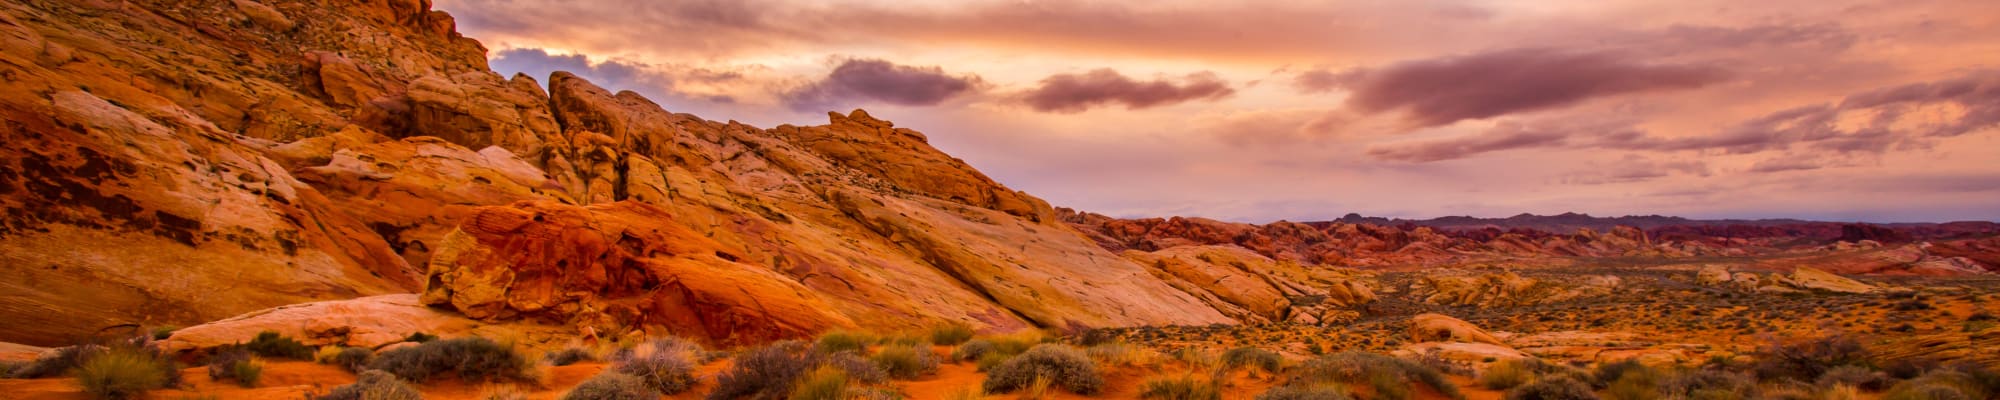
[
  {"x1": 780, "y1": 58, "x2": 979, "y2": 112},
  {"x1": 1337, "y1": 48, "x2": 1728, "y2": 127},
  {"x1": 1018, "y1": 69, "x2": 1234, "y2": 113}
]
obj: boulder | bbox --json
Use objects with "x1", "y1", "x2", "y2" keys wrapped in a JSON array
[
  {"x1": 421, "y1": 201, "x2": 857, "y2": 347},
  {"x1": 1788, "y1": 266, "x2": 1875, "y2": 294},
  {"x1": 1409, "y1": 313, "x2": 1505, "y2": 346}
]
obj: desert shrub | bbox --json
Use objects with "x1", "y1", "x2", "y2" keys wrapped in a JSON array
[
  {"x1": 1505, "y1": 377, "x2": 1599, "y2": 400},
  {"x1": 1820, "y1": 385, "x2": 1862, "y2": 400},
  {"x1": 1659, "y1": 370, "x2": 1755, "y2": 400},
  {"x1": 1752, "y1": 334, "x2": 1870, "y2": 382},
  {"x1": 929, "y1": 323, "x2": 976, "y2": 346},
  {"x1": 612, "y1": 341, "x2": 698, "y2": 395},
  {"x1": 1222, "y1": 347, "x2": 1283, "y2": 374},
  {"x1": 710, "y1": 341, "x2": 818, "y2": 400},
  {"x1": 1087, "y1": 342, "x2": 1143, "y2": 366},
  {"x1": 561, "y1": 372, "x2": 651, "y2": 400},
  {"x1": 788, "y1": 367, "x2": 849, "y2": 400},
  {"x1": 1481, "y1": 360, "x2": 1537, "y2": 390},
  {"x1": 952, "y1": 339, "x2": 996, "y2": 362},
  {"x1": 15, "y1": 344, "x2": 106, "y2": 378},
  {"x1": 331, "y1": 347, "x2": 372, "y2": 372},
  {"x1": 1254, "y1": 385, "x2": 1352, "y2": 400},
  {"x1": 319, "y1": 370, "x2": 420, "y2": 400},
  {"x1": 850, "y1": 387, "x2": 903, "y2": 400},
  {"x1": 76, "y1": 346, "x2": 178, "y2": 400},
  {"x1": 246, "y1": 331, "x2": 314, "y2": 360},
  {"x1": 986, "y1": 331, "x2": 1047, "y2": 357},
  {"x1": 975, "y1": 352, "x2": 1010, "y2": 372},
  {"x1": 404, "y1": 332, "x2": 439, "y2": 343},
  {"x1": 1817, "y1": 365, "x2": 1891, "y2": 391},
  {"x1": 368, "y1": 337, "x2": 529, "y2": 383},
  {"x1": 547, "y1": 347, "x2": 596, "y2": 366},
  {"x1": 1593, "y1": 359, "x2": 1650, "y2": 388},
  {"x1": 314, "y1": 346, "x2": 344, "y2": 364},
  {"x1": 982, "y1": 344, "x2": 1103, "y2": 395},
  {"x1": 941, "y1": 385, "x2": 987, "y2": 400},
  {"x1": 1602, "y1": 366, "x2": 1663, "y2": 400},
  {"x1": 1286, "y1": 352, "x2": 1462, "y2": 400},
  {"x1": 814, "y1": 330, "x2": 875, "y2": 355},
  {"x1": 1883, "y1": 369, "x2": 1991, "y2": 400},
  {"x1": 1139, "y1": 374, "x2": 1223, "y2": 400},
  {"x1": 824, "y1": 351, "x2": 887, "y2": 384},
  {"x1": 871, "y1": 343, "x2": 938, "y2": 379},
  {"x1": 0, "y1": 360, "x2": 22, "y2": 378},
  {"x1": 150, "y1": 326, "x2": 178, "y2": 341},
  {"x1": 479, "y1": 384, "x2": 530, "y2": 400},
  {"x1": 206, "y1": 348, "x2": 261, "y2": 387}
]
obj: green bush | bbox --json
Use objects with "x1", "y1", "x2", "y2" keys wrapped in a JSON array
[
  {"x1": 76, "y1": 346, "x2": 178, "y2": 400},
  {"x1": 1285, "y1": 352, "x2": 1462, "y2": 400},
  {"x1": 928, "y1": 323, "x2": 976, "y2": 346},
  {"x1": 787, "y1": 367, "x2": 849, "y2": 400},
  {"x1": 1505, "y1": 377, "x2": 1599, "y2": 400},
  {"x1": 318, "y1": 370, "x2": 421, "y2": 400},
  {"x1": 709, "y1": 341, "x2": 818, "y2": 400},
  {"x1": 982, "y1": 344, "x2": 1102, "y2": 395},
  {"x1": 1139, "y1": 374, "x2": 1222, "y2": 400},
  {"x1": 871, "y1": 343, "x2": 938, "y2": 379},
  {"x1": 562, "y1": 372, "x2": 652, "y2": 400},
  {"x1": 150, "y1": 326, "x2": 178, "y2": 341},
  {"x1": 814, "y1": 330, "x2": 875, "y2": 355},
  {"x1": 1222, "y1": 347, "x2": 1283, "y2": 374},
  {"x1": 368, "y1": 337, "x2": 529, "y2": 383},
  {"x1": 245, "y1": 331, "x2": 314, "y2": 360},
  {"x1": 613, "y1": 341, "x2": 698, "y2": 395}
]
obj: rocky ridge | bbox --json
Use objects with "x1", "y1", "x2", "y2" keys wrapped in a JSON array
[{"x1": 0, "y1": 0, "x2": 1240, "y2": 347}]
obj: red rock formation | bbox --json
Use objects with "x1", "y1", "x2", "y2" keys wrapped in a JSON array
[{"x1": 421, "y1": 201, "x2": 856, "y2": 346}]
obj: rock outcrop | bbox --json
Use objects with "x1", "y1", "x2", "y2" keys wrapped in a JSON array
[
  {"x1": 0, "y1": 0, "x2": 1233, "y2": 346},
  {"x1": 1408, "y1": 313, "x2": 1505, "y2": 346}
]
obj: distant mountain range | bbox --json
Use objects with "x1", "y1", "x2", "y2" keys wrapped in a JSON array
[{"x1": 1323, "y1": 212, "x2": 2000, "y2": 242}]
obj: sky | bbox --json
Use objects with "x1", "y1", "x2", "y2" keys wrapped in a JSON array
[{"x1": 431, "y1": 0, "x2": 2000, "y2": 223}]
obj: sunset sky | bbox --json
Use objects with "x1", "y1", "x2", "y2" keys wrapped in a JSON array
[{"x1": 432, "y1": 0, "x2": 2000, "y2": 223}]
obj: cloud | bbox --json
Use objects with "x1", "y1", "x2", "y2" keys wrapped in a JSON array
[
  {"x1": 1747, "y1": 157, "x2": 1827, "y2": 173},
  {"x1": 491, "y1": 48, "x2": 742, "y2": 103},
  {"x1": 1368, "y1": 71, "x2": 2000, "y2": 161},
  {"x1": 1364, "y1": 122, "x2": 1571, "y2": 162},
  {"x1": 1365, "y1": 118, "x2": 1643, "y2": 162},
  {"x1": 1291, "y1": 69, "x2": 1346, "y2": 93},
  {"x1": 1016, "y1": 69, "x2": 1234, "y2": 113},
  {"x1": 1335, "y1": 48, "x2": 1729, "y2": 127},
  {"x1": 779, "y1": 58, "x2": 980, "y2": 112},
  {"x1": 1610, "y1": 71, "x2": 2000, "y2": 154},
  {"x1": 1563, "y1": 155, "x2": 1710, "y2": 185}
]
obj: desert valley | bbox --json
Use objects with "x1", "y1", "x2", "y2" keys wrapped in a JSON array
[{"x1": 0, "y1": 0, "x2": 1997, "y2": 399}]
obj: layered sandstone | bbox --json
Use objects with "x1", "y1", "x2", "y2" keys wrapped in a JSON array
[{"x1": 0, "y1": 0, "x2": 1233, "y2": 346}]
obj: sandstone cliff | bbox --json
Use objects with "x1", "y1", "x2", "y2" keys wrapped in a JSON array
[{"x1": 0, "y1": 0, "x2": 1232, "y2": 347}]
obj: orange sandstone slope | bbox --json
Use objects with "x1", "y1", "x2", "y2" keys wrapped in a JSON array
[{"x1": 0, "y1": 0, "x2": 1244, "y2": 347}]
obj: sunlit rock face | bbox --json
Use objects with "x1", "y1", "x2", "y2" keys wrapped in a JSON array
[{"x1": 0, "y1": 0, "x2": 1239, "y2": 346}]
